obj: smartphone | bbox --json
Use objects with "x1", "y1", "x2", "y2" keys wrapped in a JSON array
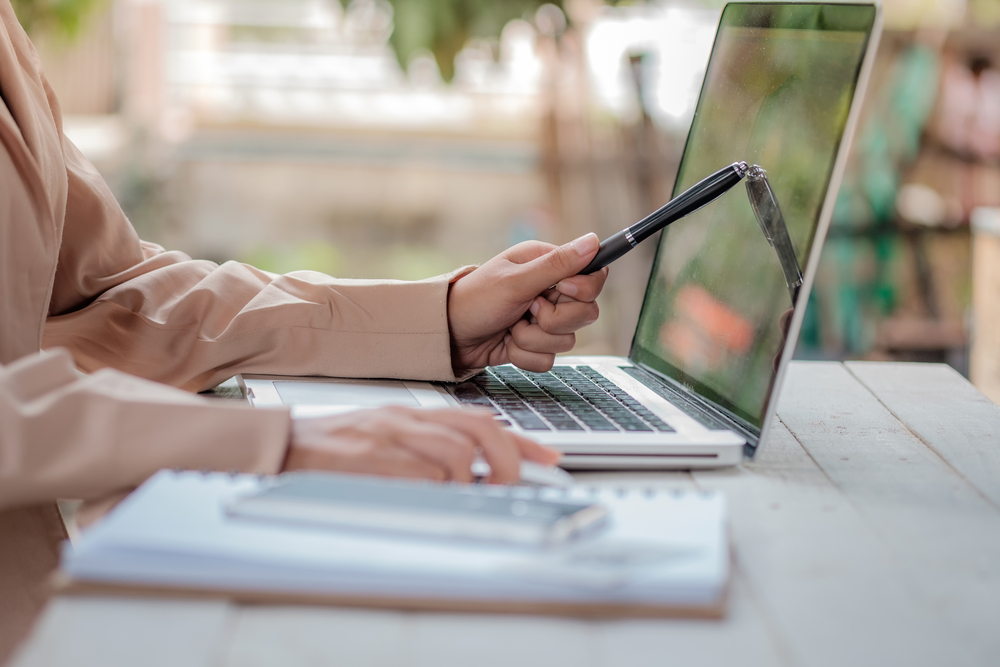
[{"x1": 225, "y1": 472, "x2": 607, "y2": 547}]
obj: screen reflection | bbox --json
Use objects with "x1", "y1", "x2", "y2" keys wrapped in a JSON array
[{"x1": 631, "y1": 4, "x2": 875, "y2": 428}]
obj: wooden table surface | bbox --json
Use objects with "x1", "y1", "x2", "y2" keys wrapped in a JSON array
[{"x1": 11, "y1": 361, "x2": 1000, "y2": 667}]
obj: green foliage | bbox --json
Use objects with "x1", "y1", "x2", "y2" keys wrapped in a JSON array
[
  {"x1": 240, "y1": 240, "x2": 462, "y2": 280},
  {"x1": 384, "y1": 0, "x2": 564, "y2": 81},
  {"x1": 242, "y1": 241, "x2": 344, "y2": 278},
  {"x1": 11, "y1": 0, "x2": 105, "y2": 38}
]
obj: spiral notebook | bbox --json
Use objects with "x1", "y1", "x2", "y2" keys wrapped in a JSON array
[{"x1": 58, "y1": 471, "x2": 729, "y2": 618}]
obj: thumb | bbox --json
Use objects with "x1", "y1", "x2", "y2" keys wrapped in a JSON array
[{"x1": 513, "y1": 233, "x2": 600, "y2": 297}]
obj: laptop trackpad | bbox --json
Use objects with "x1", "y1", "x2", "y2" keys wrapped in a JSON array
[{"x1": 274, "y1": 380, "x2": 420, "y2": 417}]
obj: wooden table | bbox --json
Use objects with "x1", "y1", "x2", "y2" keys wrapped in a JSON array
[{"x1": 10, "y1": 361, "x2": 1000, "y2": 667}]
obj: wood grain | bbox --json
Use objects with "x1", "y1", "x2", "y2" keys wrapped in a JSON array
[
  {"x1": 846, "y1": 360, "x2": 1000, "y2": 507},
  {"x1": 692, "y1": 421, "x2": 974, "y2": 667},
  {"x1": 10, "y1": 596, "x2": 233, "y2": 667},
  {"x1": 222, "y1": 606, "x2": 408, "y2": 667},
  {"x1": 777, "y1": 361, "x2": 1000, "y2": 665},
  {"x1": 592, "y1": 577, "x2": 787, "y2": 667}
]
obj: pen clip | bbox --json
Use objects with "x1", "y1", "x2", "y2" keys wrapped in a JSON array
[
  {"x1": 745, "y1": 165, "x2": 776, "y2": 247},
  {"x1": 745, "y1": 165, "x2": 804, "y2": 304}
]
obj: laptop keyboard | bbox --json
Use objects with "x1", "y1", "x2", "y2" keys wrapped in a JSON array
[
  {"x1": 452, "y1": 365, "x2": 675, "y2": 434},
  {"x1": 619, "y1": 366, "x2": 734, "y2": 432}
]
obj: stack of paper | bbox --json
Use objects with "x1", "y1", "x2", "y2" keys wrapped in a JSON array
[{"x1": 60, "y1": 471, "x2": 729, "y2": 617}]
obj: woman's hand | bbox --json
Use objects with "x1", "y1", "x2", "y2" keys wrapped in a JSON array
[
  {"x1": 284, "y1": 406, "x2": 560, "y2": 484},
  {"x1": 447, "y1": 234, "x2": 610, "y2": 375}
]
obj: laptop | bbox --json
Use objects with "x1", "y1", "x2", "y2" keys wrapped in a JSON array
[{"x1": 240, "y1": 3, "x2": 882, "y2": 470}]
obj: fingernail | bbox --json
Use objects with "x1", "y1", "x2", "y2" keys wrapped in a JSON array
[
  {"x1": 569, "y1": 233, "x2": 599, "y2": 257},
  {"x1": 529, "y1": 299, "x2": 540, "y2": 316},
  {"x1": 556, "y1": 281, "x2": 578, "y2": 297}
]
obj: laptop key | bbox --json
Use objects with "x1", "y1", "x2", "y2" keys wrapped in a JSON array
[
  {"x1": 621, "y1": 423, "x2": 655, "y2": 432},
  {"x1": 580, "y1": 419, "x2": 619, "y2": 431},
  {"x1": 552, "y1": 421, "x2": 585, "y2": 431},
  {"x1": 453, "y1": 383, "x2": 502, "y2": 415},
  {"x1": 619, "y1": 366, "x2": 732, "y2": 432},
  {"x1": 509, "y1": 416, "x2": 550, "y2": 431},
  {"x1": 635, "y1": 411, "x2": 674, "y2": 432},
  {"x1": 480, "y1": 365, "x2": 680, "y2": 434},
  {"x1": 552, "y1": 366, "x2": 676, "y2": 432}
]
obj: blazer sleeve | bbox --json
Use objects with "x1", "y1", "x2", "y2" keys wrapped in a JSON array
[
  {"x1": 42, "y1": 137, "x2": 473, "y2": 392},
  {"x1": 0, "y1": 348, "x2": 290, "y2": 510}
]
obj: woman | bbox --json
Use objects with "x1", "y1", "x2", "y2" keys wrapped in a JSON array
[{"x1": 0, "y1": 2, "x2": 608, "y2": 659}]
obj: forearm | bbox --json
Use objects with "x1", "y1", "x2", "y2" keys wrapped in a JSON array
[
  {"x1": 0, "y1": 348, "x2": 290, "y2": 509},
  {"x1": 44, "y1": 259, "x2": 477, "y2": 392}
]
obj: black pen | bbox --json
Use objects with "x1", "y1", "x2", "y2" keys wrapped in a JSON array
[{"x1": 580, "y1": 161, "x2": 750, "y2": 275}]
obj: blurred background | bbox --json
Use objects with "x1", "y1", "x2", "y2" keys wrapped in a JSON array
[{"x1": 15, "y1": 0, "x2": 1000, "y2": 404}]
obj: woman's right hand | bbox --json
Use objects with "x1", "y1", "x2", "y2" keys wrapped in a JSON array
[{"x1": 284, "y1": 406, "x2": 560, "y2": 485}]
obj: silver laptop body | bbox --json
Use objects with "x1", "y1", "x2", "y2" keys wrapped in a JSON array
[{"x1": 241, "y1": 3, "x2": 882, "y2": 470}]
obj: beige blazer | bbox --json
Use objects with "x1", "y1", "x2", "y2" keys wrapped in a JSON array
[{"x1": 0, "y1": 2, "x2": 468, "y2": 659}]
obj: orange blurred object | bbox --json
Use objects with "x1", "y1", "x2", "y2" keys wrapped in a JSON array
[{"x1": 659, "y1": 285, "x2": 755, "y2": 370}]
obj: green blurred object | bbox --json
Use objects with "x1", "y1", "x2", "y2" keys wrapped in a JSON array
[
  {"x1": 384, "y1": 0, "x2": 564, "y2": 81},
  {"x1": 804, "y1": 44, "x2": 940, "y2": 357},
  {"x1": 11, "y1": 0, "x2": 104, "y2": 37},
  {"x1": 240, "y1": 240, "x2": 463, "y2": 281},
  {"x1": 242, "y1": 242, "x2": 344, "y2": 278}
]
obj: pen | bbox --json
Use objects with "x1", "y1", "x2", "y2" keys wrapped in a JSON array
[{"x1": 580, "y1": 161, "x2": 750, "y2": 275}]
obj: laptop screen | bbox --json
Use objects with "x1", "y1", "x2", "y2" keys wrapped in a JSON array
[{"x1": 630, "y1": 3, "x2": 876, "y2": 431}]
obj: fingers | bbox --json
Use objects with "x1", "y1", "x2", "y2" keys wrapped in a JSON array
[
  {"x1": 554, "y1": 266, "x2": 609, "y2": 303},
  {"x1": 529, "y1": 295, "x2": 599, "y2": 336},
  {"x1": 423, "y1": 407, "x2": 562, "y2": 472},
  {"x1": 514, "y1": 435, "x2": 563, "y2": 466},
  {"x1": 447, "y1": 233, "x2": 609, "y2": 373},
  {"x1": 381, "y1": 416, "x2": 479, "y2": 483},
  {"x1": 504, "y1": 297, "x2": 598, "y2": 371},
  {"x1": 410, "y1": 409, "x2": 521, "y2": 484},
  {"x1": 287, "y1": 406, "x2": 562, "y2": 487},
  {"x1": 285, "y1": 417, "x2": 450, "y2": 481},
  {"x1": 288, "y1": 408, "x2": 482, "y2": 483},
  {"x1": 500, "y1": 240, "x2": 559, "y2": 265},
  {"x1": 779, "y1": 308, "x2": 794, "y2": 338},
  {"x1": 410, "y1": 408, "x2": 563, "y2": 481},
  {"x1": 510, "y1": 318, "x2": 576, "y2": 354},
  {"x1": 504, "y1": 333, "x2": 557, "y2": 373},
  {"x1": 505, "y1": 233, "x2": 600, "y2": 301},
  {"x1": 426, "y1": 407, "x2": 563, "y2": 474},
  {"x1": 352, "y1": 448, "x2": 450, "y2": 482}
]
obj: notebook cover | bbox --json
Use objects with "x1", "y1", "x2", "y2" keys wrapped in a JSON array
[{"x1": 52, "y1": 571, "x2": 728, "y2": 619}]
